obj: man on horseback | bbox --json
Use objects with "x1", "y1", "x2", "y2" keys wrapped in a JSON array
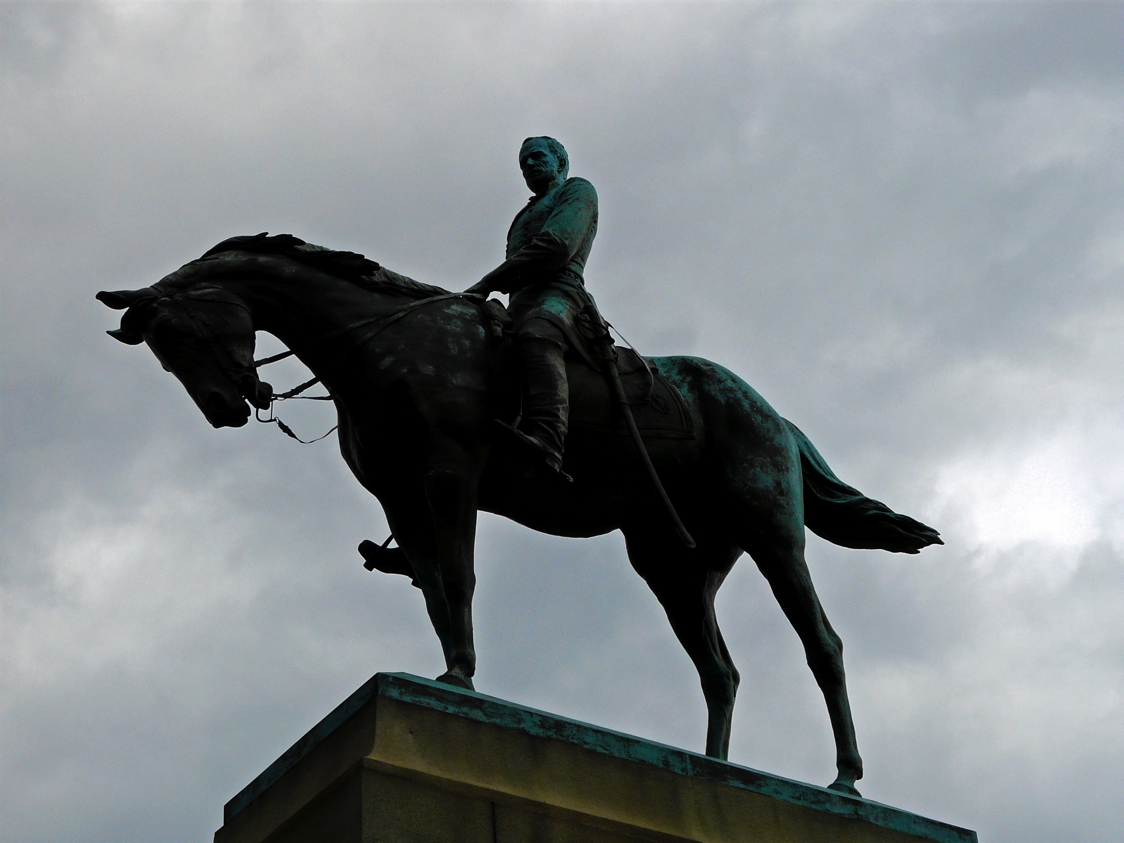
[{"x1": 465, "y1": 136, "x2": 598, "y2": 475}]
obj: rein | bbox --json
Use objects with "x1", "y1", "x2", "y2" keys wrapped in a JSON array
[{"x1": 252, "y1": 291, "x2": 478, "y2": 444}]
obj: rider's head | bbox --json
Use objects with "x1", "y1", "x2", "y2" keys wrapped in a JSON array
[{"x1": 519, "y1": 137, "x2": 569, "y2": 195}]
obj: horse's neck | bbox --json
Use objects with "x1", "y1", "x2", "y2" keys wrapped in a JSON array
[{"x1": 228, "y1": 263, "x2": 400, "y2": 353}]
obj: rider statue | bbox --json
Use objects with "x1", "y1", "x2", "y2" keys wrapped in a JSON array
[{"x1": 465, "y1": 136, "x2": 598, "y2": 475}]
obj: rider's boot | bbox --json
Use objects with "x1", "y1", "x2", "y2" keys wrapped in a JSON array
[{"x1": 498, "y1": 337, "x2": 570, "y2": 477}]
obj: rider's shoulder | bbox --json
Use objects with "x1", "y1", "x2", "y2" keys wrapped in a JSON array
[{"x1": 561, "y1": 176, "x2": 597, "y2": 201}]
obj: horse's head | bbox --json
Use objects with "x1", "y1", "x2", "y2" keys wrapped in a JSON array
[{"x1": 97, "y1": 285, "x2": 273, "y2": 428}]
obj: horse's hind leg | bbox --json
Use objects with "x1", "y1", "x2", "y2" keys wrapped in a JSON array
[
  {"x1": 624, "y1": 530, "x2": 742, "y2": 759},
  {"x1": 743, "y1": 522, "x2": 864, "y2": 795}
]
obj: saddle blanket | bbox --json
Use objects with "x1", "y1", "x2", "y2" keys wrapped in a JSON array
[{"x1": 567, "y1": 347, "x2": 695, "y2": 439}]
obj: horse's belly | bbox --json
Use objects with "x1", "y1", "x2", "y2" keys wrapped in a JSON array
[
  {"x1": 479, "y1": 423, "x2": 707, "y2": 539},
  {"x1": 479, "y1": 494, "x2": 623, "y2": 539},
  {"x1": 478, "y1": 439, "x2": 633, "y2": 538}
]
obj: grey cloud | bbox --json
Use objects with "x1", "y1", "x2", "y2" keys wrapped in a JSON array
[{"x1": 3, "y1": 3, "x2": 1123, "y2": 842}]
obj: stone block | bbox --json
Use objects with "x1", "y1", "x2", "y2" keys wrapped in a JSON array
[{"x1": 214, "y1": 673, "x2": 976, "y2": 843}]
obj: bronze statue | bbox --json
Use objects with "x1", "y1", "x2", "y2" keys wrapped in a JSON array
[{"x1": 97, "y1": 150, "x2": 942, "y2": 797}]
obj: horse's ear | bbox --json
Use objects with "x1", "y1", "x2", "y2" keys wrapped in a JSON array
[
  {"x1": 107, "y1": 328, "x2": 145, "y2": 345},
  {"x1": 101, "y1": 290, "x2": 158, "y2": 344},
  {"x1": 97, "y1": 288, "x2": 158, "y2": 310}
]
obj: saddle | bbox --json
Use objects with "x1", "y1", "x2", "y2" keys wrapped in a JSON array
[{"x1": 479, "y1": 298, "x2": 695, "y2": 440}]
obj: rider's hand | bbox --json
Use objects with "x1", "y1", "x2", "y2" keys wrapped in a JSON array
[{"x1": 467, "y1": 264, "x2": 508, "y2": 296}]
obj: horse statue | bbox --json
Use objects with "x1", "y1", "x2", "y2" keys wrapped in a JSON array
[{"x1": 98, "y1": 233, "x2": 942, "y2": 796}]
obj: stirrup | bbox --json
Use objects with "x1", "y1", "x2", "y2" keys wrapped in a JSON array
[{"x1": 494, "y1": 420, "x2": 573, "y2": 483}]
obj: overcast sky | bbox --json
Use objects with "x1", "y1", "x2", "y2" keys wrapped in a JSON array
[{"x1": 3, "y1": 3, "x2": 1123, "y2": 841}]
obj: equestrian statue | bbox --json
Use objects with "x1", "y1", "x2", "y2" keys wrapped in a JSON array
[{"x1": 97, "y1": 137, "x2": 942, "y2": 796}]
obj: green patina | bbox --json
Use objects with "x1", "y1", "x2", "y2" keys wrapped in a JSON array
[
  {"x1": 539, "y1": 292, "x2": 575, "y2": 319},
  {"x1": 651, "y1": 356, "x2": 764, "y2": 412},
  {"x1": 227, "y1": 673, "x2": 975, "y2": 843},
  {"x1": 650, "y1": 356, "x2": 788, "y2": 495}
]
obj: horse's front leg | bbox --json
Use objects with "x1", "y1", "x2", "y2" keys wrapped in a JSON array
[
  {"x1": 422, "y1": 467, "x2": 479, "y2": 690},
  {"x1": 383, "y1": 467, "x2": 480, "y2": 689}
]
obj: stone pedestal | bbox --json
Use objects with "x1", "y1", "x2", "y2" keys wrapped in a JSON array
[{"x1": 214, "y1": 673, "x2": 976, "y2": 843}]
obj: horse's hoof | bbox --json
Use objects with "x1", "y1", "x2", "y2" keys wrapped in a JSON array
[
  {"x1": 435, "y1": 671, "x2": 475, "y2": 691},
  {"x1": 358, "y1": 540, "x2": 418, "y2": 587},
  {"x1": 827, "y1": 780, "x2": 862, "y2": 798}
]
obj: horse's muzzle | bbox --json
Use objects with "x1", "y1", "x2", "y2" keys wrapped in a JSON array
[{"x1": 203, "y1": 390, "x2": 251, "y2": 428}]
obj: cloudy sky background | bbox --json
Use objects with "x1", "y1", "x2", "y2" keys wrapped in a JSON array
[{"x1": 3, "y1": 3, "x2": 1123, "y2": 841}]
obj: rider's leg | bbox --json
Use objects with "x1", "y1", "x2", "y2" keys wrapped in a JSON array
[
  {"x1": 506, "y1": 317, "x2": 570, "y2": 472},
  {"x1": 520, "y1": 337, "x2": 568, "y2": 468}
]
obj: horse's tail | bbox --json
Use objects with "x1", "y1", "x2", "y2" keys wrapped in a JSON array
[{"x1": 785, "y1": 419, "x2": 943, "y2": 554}]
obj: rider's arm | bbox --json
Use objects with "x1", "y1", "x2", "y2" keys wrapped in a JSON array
[{"x1": 469, "y1": 179, "x2": 597, "y2": 295}]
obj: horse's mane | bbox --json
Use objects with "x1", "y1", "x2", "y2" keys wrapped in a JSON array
[{"x1": 199, "y1": 233, "x2": 449, "y2": 299}]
